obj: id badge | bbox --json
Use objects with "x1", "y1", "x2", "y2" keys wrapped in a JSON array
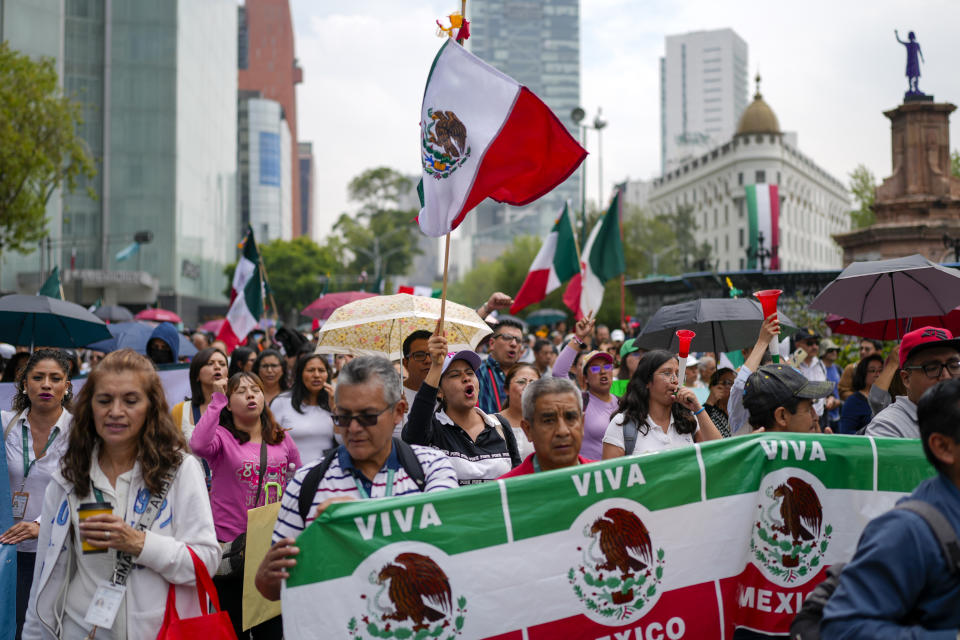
[
  {"x1": 83, "y1": 583, "x2": 126, "y2": 628},
  {"x1": 11, "y1": 492, "x2": 28, "y2": 520}
]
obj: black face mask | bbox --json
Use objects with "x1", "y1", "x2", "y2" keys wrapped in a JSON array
[{"x1": 147, "y1": 343, "x2": 174, "y2": 364}]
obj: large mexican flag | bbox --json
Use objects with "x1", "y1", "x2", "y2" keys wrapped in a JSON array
[
  {"x1": 417, "y1": 39, "x2": 586, "y2": 237},
  {"x1": 282, "y1": 434, "x2": 933, "y2": 639},
  {"x1": 510, "y1": 203, "x2": 580, "y2": 314},
  {"x1": 745, "y1": 183, "x2": 780, "y2": 270}
]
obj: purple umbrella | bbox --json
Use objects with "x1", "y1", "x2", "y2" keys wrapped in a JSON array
[{"x1": 302, "y1": 291, "x2": 379, "y2": 320}]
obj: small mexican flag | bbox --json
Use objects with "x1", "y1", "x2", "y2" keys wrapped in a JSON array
[
  {"x1": 416, "y1": 39, "x2": 586, "y2": 237},
  {"x1": 397, "y1": 285, "x2": 441, "y2": 297},
  {"x1": 563, "y1": 192, "x2": 625, "y2": 319},
  {"x1": 510, "y1": 203, "x2": 579, "y2": 313},
  {"x1": 37, "y1": 266, "x2": 63, "y2": 299},
  {"x1": 217, "y1": 226, "x2": 263, "y2": 351},
  {"x1": 745, "y1": 183, "x2": 780, "y2": 270}
]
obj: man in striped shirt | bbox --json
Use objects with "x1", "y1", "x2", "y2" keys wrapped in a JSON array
[{"x1": 255, "y1": 356, "x2": 458, "y2": 601}]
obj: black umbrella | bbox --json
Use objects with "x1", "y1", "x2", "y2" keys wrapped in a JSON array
[
  {"x1": 810, "y1": 254, "x2": 960, "y2": 331},
  {"x1": 636, "y1": 298, "x2": 798, "y2": 354},
  {"x1": 0, "y1": 294, "x2": 111, "y2": 349},
  {"x1": 93, "y1": 304, "x2": 134, "y2": 323}
]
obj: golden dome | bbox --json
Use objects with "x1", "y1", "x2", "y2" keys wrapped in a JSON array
[{"x1": 736, "y1": 74, "x2": 781, "y2": 136}]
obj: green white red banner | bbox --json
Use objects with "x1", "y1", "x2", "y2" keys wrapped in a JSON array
[{"x1": 282, "y1": 433, "x2": 933, "y2": 639}]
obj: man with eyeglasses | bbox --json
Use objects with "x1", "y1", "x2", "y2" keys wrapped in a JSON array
[
  {"x1": 865, "y1": 326, "x2": 960, "y2": 439},
  {"x1": 477, "y1": 318, "x2": 525, "y2": 414},
  {"x1": 254, "y1": 356, "x2": 457, "y2": 601},
  {"x1": 399, "y1": 330, "x2": 434, "y2": 433}
]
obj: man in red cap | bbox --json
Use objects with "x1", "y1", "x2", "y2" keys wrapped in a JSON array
[{"x1": 864, "y1": 326, "x2": 960, "y2": 438}]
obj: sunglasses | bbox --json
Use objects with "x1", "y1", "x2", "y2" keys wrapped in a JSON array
[
  {"x1": 588, "y1": 363, "x2": 614, "y2": 373},
  {"x1": 331, "y1": 403, "x2": 396, "y2": 428}
]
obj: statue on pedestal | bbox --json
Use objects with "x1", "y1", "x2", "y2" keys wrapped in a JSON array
[{"x1": 895, "y1": 30, "x2": 925, "y2": 96}]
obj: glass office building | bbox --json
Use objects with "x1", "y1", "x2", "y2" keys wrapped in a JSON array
[{"x1": 1, "y1": 0, "x2": 237, "y2": 320}]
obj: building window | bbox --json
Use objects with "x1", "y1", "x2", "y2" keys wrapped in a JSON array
[
  {"x1": 738, "y1": 199, "x2": 744, "y2": 219},
  {"x1": 738, "y1": 172, "x2": 743, "y2": 186},
  {"x1": 714, "y1": 210, "x2": 718, "y2": 227},
  {"x1": 777, "y1": 171, "x2": 781, "y2": 184},
  {"x1": 703, "y1": 212, "x2": 708, "y2": 229},
  {"x1": 238, "y1": 6, "x2": 249, "y2": 70},
  {"x1": 259, "y1": 132, "x2": 281, "y2": 186},
  {"x1": 724, "y1": 205, "x2": 729, "y2": 224},
  {"x1": 756, "y1": 170, "x2": 766, "y2": 183},
  {"x1": 739, "y1": 257, "x2": 745, "y2": 270},
  {"x1": 739, "y1": 228, "x2": 744, "y2": 248},
  {"x1": 725, "y1": 235, "x2": 729, "y2": 251}
]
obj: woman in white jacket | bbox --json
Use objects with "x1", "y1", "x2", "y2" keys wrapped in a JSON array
[{"x1": 23, "y1": 349, "x2": 220, "y2": 640}]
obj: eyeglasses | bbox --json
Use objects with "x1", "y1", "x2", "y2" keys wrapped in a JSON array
[
  {"x1": 512, "y1": 378, "x2": 535, "y2": 387},
  {"x1": 904, "y1": 360, "x2": 960, "y2": 379},
  {"x1": 865, "y1": 368, "x2": 883, "y2": 375},
  {"x1": 656, "y1": 371, "x2": 680, "y2": 381},
  {"x1": 331, "y1": 403, "x2": 397, "y2": 428},
  {"x1": 406, "y1": 351, "x2": 429, "y2": 362},
  {"x1": 494, "y1": 334, "x2": 523, "y2": 345},
  {"x1": 588, "y1": 363, "x2": 614, "y2": 373},
  {"x1": 713, "y1": 380, "x2": 734, "y2": 387}
]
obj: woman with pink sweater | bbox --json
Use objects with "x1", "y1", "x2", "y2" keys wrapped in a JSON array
[{"x1": 190, "y1": 370, "x2": 301, "y2": 639}]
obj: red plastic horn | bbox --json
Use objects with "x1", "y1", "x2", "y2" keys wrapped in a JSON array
[
  {"x1": 676, "y1": 329, "x2": 696, "y2": 358},
  {"x1": 754, "y1": 289, "x2": 782, "y2": 320}
]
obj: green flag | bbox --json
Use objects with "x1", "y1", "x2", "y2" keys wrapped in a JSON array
[{"x1": 38, "y1": 266, "x2": 63, "y2": 299}]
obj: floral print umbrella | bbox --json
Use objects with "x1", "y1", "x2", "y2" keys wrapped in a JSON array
[{"x1": 314, "y1": 294, "x2": 492, "y2": 361}]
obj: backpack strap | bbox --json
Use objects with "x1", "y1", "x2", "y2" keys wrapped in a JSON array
[
  {"x1": 894, "y1": 500, "x2": 960, "y2": 575},
  {"x1": 622, "y1": 417, "x2": 639, "y2": 456},
  {"x1": 492, "y1": 414, "x2": 522, "y2": 467},
  {"x1": 392, "y1": 438, "x2": 426, "y2": 491},
  {"x1": 297, "y1": 439, "x2": 427, "y2": 522},
  {"x1": 298, "y1": 448, "x2": 339, "y2": 522}
]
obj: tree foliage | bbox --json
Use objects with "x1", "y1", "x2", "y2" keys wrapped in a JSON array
[
  {"x1": 326, "y1": 167, "x2": 421, "y2": 281},
  {"x1": 0, "y1": 42, "x2": 95, "y2": 255},
  {"x1": 848, "y1": 164, "x2": 876, "y2": 229},
  {"x1": 952, "y1": 150, "x2": 960, "y2": 178}
]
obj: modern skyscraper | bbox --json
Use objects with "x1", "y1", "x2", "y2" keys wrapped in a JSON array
[
  {"x1": 238, "y1": 0, "x2": 304, "y2": 237},
  {"x1": 455, "y1": 0, "x2": 581, "y2": 274},
  {"x1": 2, "y1": 0, "x2": 238, "y2": 321},
  {"x1": 660, "y1": 29, "x2": 748, "y2": 174}
]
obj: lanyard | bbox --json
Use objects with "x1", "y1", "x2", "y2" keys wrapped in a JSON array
[
  {"x1": 532, "y1": 455, "x2": 541, "y2": 473},
  {"x1": 93, "y1": 487, "x2": 106, "y2": 503},
  {"x1": 353, "y1": 468, "x2": 394, "y2": 500},
  {"x1": 21, "y1": 423, "x2": 60, "y2": 480},
  {"x1": 487, "y1": 367, "x2": 502, "y2": 411}
]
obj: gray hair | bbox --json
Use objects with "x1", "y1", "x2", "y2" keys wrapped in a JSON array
[
  {"x1": 698, "y1": 356, "x2": 716, "y2": 372},
  {"x1": 521, "y1": 376, "x2": 582, "y2": 422},
  {"x1": 334, "y1": 356, "x2": 401, "y2": 406}
]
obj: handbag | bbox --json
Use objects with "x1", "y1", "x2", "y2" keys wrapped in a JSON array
[
  {"x1": 216, "y1": 441, "x2": 267, "y2": 577},
  {"x1": 156, "y1": 546, "x2": 237, "y2": 639}
]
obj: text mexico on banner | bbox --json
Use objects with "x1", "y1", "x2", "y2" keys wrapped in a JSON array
[{"x1": 282, "y1": 433, "x2": 933, "y2": 639}]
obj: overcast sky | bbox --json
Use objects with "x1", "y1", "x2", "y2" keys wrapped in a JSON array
[{"x1": 290, "y1": 0, "x2": 960, "y2": 242}]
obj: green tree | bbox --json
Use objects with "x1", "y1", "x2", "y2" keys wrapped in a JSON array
[
  {"x1": 952, "y1": 150, "x2": 960, "y2": 178},
  {"x1": 224, "y1": 236, "x2": 338, "y2": 324},
  {"x1": 848, "y1": 164, "x2": 876, "y2": 229},
  {"x1": 325, "y1": 167, "x2": 422, "y2": 285},
  {"x1": 0, "y1": 42, "x2": 95, "y2": 255}
]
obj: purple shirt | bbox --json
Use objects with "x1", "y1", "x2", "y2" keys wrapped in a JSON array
[{"x1": 190, "y1": 393, "x2": 302, "y2": 541}]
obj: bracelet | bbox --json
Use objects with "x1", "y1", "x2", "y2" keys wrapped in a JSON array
[
  {"x1": 693, "y1": 406, "x2": 705, "y2": 416},
  {"x1": 572, "y1": 335, "x2": 584, "y2": 345}
]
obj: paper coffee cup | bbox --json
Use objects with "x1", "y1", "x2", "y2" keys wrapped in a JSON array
[{"x1": 78, "y1": 501, "x2": 113, "y2": 554}]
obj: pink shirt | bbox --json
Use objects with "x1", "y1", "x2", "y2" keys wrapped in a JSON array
[{"x1": 190, "y1": 392, "x2": 301, "y2": 541}]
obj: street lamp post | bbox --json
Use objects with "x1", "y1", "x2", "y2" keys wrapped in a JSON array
[
  {"x1": 745, "y1": 230, "x2": 774, "y2": 271},
  {"x1": 570, "y1": 106, "x2": 609, "y2": 243}
]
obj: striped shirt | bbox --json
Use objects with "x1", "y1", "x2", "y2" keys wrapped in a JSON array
[{"x1": 272, "y1": 443, "x2": 458, "y2": 542}]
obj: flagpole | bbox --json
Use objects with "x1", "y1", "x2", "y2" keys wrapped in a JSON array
[
  {"x1": 617, "y1": 188, "x2": 626, "y2": 328},
  {"x1": 436, "y1": 0, "x2": 466, "y2": 334}
]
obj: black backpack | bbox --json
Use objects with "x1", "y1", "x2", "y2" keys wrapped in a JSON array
[
  {"x1": 297, "y1": 438, "x2": 426, "y2": 521},
  {"x1": 789, "y1": 499, "x2": 960, "y2": 639}
]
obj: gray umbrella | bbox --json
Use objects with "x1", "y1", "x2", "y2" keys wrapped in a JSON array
[
  {"x1": 93, "y1": 304, "x2": 134, "y2": 323},
  {"x1": 809, "y1": 254, "x2": 960, "y2": 327},
  {"x1": 636, "y1": 298, "x2": 798, "y2": 354},
  {"x1": 0, "y1": 294, "x2": 111, "y2": 349}
]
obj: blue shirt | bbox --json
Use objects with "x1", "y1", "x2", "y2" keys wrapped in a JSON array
[
  {"x1": 821, "y1": 473, "x2": 960, "y2": 639},
  {"x1": 838, "y1": 392, "x2": 872, "y2": 435},
  {"x1": 338, "y1": 444, "x2": 401, "y2": 496},
  {"x1": 825, "y1": 363, "x2": 842, "y2": 422},
  {"x1": 476, "y1": 356, "x2": 506, "y2": 414}
]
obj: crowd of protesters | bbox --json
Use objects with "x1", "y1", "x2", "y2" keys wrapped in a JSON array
[{"x1": 1, "y1": 289, "x2": 959, "y2": 639}]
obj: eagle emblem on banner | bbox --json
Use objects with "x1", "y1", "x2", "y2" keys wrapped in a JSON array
[
  {"x1": 422, "y1": 108, "x2": 471, "y2": 179},
  {"x1": 751, "y1": 474, "x2": 832, "y2": 585}
]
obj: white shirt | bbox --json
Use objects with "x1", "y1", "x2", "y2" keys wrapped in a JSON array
[
  {"x1": 270, "y1": 393, "x2": 335, "y2": 465},
  {"x1": 602, "y1": 412, "x2": 697, "y2": 456},
  {"x1": 3, "y1": 408, "x2": 72, "y2": 552},
  {"x1": 798, "y1": 357, "x2": 827, "y2": 416}
]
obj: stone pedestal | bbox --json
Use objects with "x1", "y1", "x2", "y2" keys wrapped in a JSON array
[{"x1": 834, "y1": 101, "x2": 960, "y2": 264}]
